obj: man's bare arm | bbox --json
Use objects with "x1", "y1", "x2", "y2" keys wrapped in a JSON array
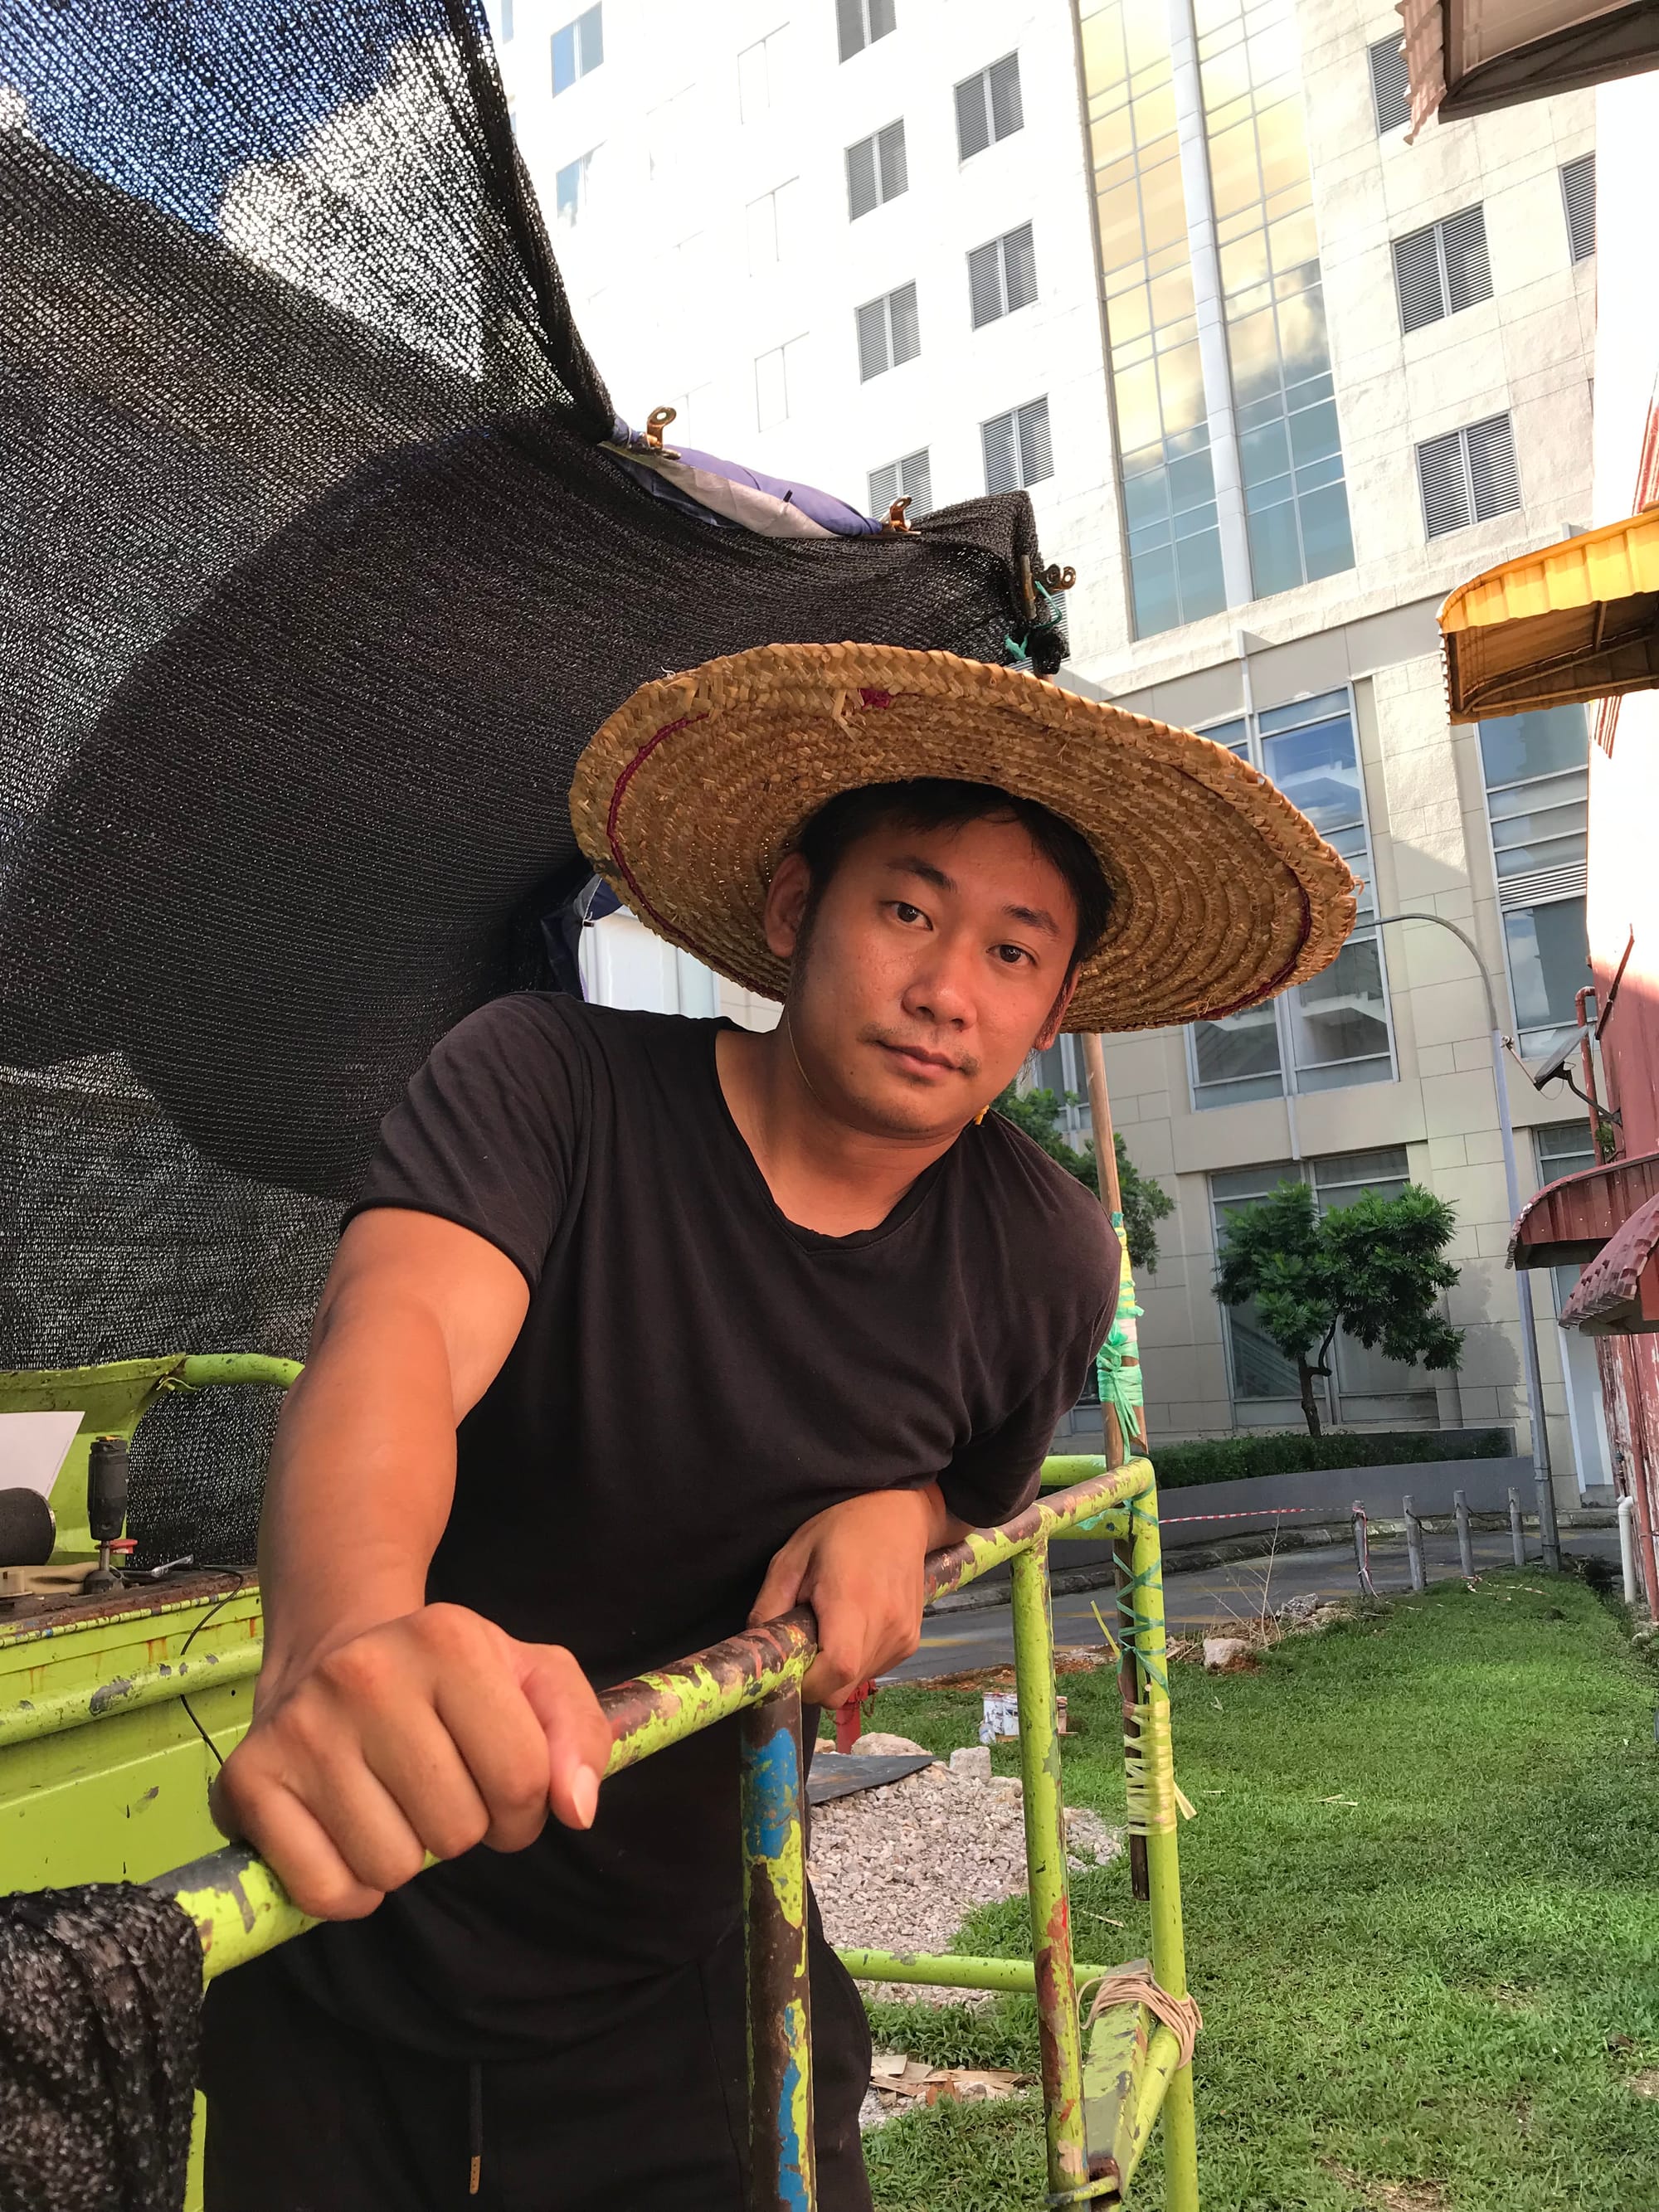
[
  {"x1": 255, "y1": 1210, "x2": 526, "y2": 1689},
  {"x1": 212, "y1": 1211, "x2": 611, "y2": 1921}
]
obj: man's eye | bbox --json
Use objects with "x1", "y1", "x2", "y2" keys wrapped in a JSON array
[
  {"x1": 994, "y1": 944, "x2": 1033, "y2": 966},
  {"x1": 893, "y1": 902, "x2": 924, "y2": 925}
]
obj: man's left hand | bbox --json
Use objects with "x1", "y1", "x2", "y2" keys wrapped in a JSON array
[{"x1": 747, "y1": 1483, "x2": 966, "y2": 1708}]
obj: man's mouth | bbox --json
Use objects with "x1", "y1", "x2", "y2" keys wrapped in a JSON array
[{"x1": 876, "y1": 1041, "x2": 961, "y2": 1076}]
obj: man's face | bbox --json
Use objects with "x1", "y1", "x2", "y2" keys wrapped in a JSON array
[{"x1": 764, "y1": 811, "x2": 1081, "y2": 1140}]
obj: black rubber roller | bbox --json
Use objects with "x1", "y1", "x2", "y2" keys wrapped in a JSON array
[{"x1": 0, "y1": 1487, "x2": 56, "y2": 1567}]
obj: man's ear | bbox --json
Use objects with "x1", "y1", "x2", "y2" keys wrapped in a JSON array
[
  {"x1": 762, "y1": 850, "x2": 814, "y2": 960},
  {"x1": 1033, "y1": 970, "x2": 1080, "y2": 1053}
]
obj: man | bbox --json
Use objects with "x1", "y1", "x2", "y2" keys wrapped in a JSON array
[{"x1": 205, "y1": 643, "x2": 1352, "y2": 2207}]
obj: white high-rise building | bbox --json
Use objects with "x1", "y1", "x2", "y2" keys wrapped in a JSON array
[{"x1": 498, "y1": 0, "x2": 1608, "y2": 1494}]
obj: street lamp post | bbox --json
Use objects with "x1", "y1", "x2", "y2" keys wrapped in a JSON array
[{"x1": 1372, "y1": 911, "x2": 1561, "y2": 1569}]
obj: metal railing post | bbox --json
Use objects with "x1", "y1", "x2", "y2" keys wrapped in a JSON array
[
  {"x1": 1618, "y1": 1494, "x2": 1639, "y2": 1605},
  {"x1": 1453, "y1": 1489, "x2": 1474, "y2": 1579},
  {"x1": 1129, "y1": 1488, "x2": 1200, "y2": 2212},
  {"x1": 1536, "y1": 1471, "x2": 1563, "y2": 1574},
  {"x1": 1010, "y1": 1539, "x2": 1088, "y2": 2197},
  {"x1": 1509, "y1": 1486, "x2": 1526, "y2": 1568},
  {"x1": 1351, "y1": 1504, "x2": 1376, "y2": 1597},
  {"x1": 1404, "y1": 1495, "x2": 1426, "y2": 1594},
  {"x1": 741, "y1": 1683, "x2": 815, "y2": 2212}
]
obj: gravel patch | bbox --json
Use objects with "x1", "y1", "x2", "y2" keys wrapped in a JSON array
[{"x1": 808, "y1": 1760, "x2": 1121, "y2": 2007}]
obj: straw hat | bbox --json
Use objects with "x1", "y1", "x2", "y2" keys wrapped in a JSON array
[{"x1": 568, "y1": 642, "x2": 1357, "y2": 1033}]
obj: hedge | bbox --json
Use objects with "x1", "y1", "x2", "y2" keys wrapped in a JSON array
[{"x1": 1148, "y1": 1427, "x2": 1514, "y2": 1490}]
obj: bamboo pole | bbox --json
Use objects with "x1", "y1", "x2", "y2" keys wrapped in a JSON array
[
  {"x1": 1082, "y1": 1029, "x2": 1150, "y2": 1897},
  {"x1": 1131, "y1": 1488, "x2": 1200, "y2": 2212},
  {"x1": 1012, "y1": 1541, "x2": 1089, "y2": 2195}
]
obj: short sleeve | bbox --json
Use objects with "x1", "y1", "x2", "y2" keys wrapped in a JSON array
[
  {"x1": 343, "y1": 994, "x2": 586, "y2": 1291},
  {"x1": 937, "y1": 1296, "x2": 1118, "y2": 1529}
]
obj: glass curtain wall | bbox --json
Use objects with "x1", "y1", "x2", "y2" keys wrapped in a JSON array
[
  {"x1": 1192, "y1": 0, "x2": 1355, "y2": 596},
  {"x1": 1190, "y1": 690, "x2": 1392, "y2": 1106},
  {"x1": 1079, "y1": 0, "x2": 1227, "y2": 636}
]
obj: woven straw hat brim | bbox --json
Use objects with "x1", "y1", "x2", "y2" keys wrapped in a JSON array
[{"x1": 568, "y1": 643, "x2": 1358, "y2": 1033}]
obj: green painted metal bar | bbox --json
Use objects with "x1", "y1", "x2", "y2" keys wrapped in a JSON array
[
  {"x1": 0, "y1": 1640, "x2": 262, "y2": 1748},
  {"x1": 922, "y1": 1460, "x2": 1151, "y2": 1600},
  {"x1": 600, "y1": 1614, "x2": 814, "y2": 1777},
  {"x1": 177, "y1": 1354, "x2": 304, "y2": 1391},
  {"x1": 1011, "y1": 1539, "x2": 1090, "y2": 2199},
  {"x1": 742, "y1": 1685, "x2": 815, "y2": 2212},
  {"x1": 153, "y1": 1842, "x2": 317, "y2": 1981},
  {"x1": 836, "y1": 1949, "x2": 1111, "y2": 1993},
  {"x1": 1126, "y1": 2024, "x2": 1188, "y2": 2188},
  {"x1": 1131, "y1": 1483, "x2": 1201, "y2": 2212}
]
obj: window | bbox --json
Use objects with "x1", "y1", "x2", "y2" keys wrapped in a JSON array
[
  {"x1": 1369, "y1": 35, "x2": 1410, "y2": 134},
  {"x1": 1393, "y1": 207, "x2": 1491, "y2": 334},
  {"x1": 746, "y1": 179, "x2": 799, "y2": 271},
  {"x1": 1477, "y1": 705, "x2": 1591, "y2": 1058},
  {"x1": 1190, "y1": 693, "x2": 1393, "y2": 1107},
  {"x1": 555, "y1": 150, "x2": 596, "y2": 227},
  {"x1": 1213, "y1": 1149, "x2": 1432, "y2": 1418},
  {"x1": 846, "y1": 121, "x2": 907, "y2": 220},
  {"x1": 1505, "y1": 901, "x2": 1590, "y2": 1056},
  {"x1": 552, "y1": 3, "x2": 602, "y2": 93},
  {"x1": 1417, "y1": 415, "x2": 1520, "y2": 537},
  {"x1": 739, "y1": 26, "x2": 786, "y2": 122},
  {"x1": 968, "y1": 223, "x2": 1036, "y2": 328},
  {"x1": 755, "y1": 336, "x2": 808, "y2": 430},
  {"x1": 1537, "y1": 1121, "x2": 1596, "y2": 1185},
  {"x1": 868, "y1": 449, "x2": 932, "y2": 519},
  {"x1": 1561, "y1": 153, "x2": 1596, "y2": 263},
  {"x1": 855, "y1": 282, "x2": 919, "y2": 381},
  {"x1": 981, "y1": 398, "x2": 1052, "y2": 493},
  {"x1": 837, "y1": 0, "x2": 894, "y2": 61},
  {"x1": 956, "y1": 53, "x2": 1022, "y2": 159}
]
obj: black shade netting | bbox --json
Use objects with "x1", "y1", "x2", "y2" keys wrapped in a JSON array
[
  {"x1": 0, "y1": 1885, "x2": 202, "y2": 2212},
  {"x1": 0, "y1": 0, "x2": 1064, "y2": 1563}
]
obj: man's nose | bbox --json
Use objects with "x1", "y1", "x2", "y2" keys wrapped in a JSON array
[{"x1": 901, "y1": 940, "x2": 975, "y2": 1028}]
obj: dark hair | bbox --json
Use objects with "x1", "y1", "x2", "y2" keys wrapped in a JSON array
[{"x1": 791, "y1": 779, "x2": 1112, "y2": 966}]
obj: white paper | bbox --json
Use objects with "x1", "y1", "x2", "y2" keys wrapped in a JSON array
[{"x1": 0, "y1": 1411, "x2": 84, "y2": 1498}]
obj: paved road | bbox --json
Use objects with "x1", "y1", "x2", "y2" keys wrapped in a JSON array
[{"x1": 888, "y1": 1525, "x2": 1623, "y2": 1682}]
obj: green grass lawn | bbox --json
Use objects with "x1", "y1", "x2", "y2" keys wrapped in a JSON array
[{"x1": 851, "y1": 1573, "x2": 1659, "y2": 2211}]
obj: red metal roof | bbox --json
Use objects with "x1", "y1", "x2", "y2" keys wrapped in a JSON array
[
  {"x1": 1508, "y1": 1150, "x2": 1659, "y2": 1271},
  {"x1": 1559, "y1": 1194, "x2": 1659, "y2": 1335}
]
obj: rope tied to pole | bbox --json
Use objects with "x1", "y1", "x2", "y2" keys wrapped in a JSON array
[
  {"x1": 1094, "y1": 1289, "x2": 1146, "y2": 1452},
  {"x1": 1122, "y1": 1699, "x2": 1182, "y2": 1835},
  {"x1": 1082, "y1": 1967, "x2": 1203, "y2": 2071},
  {"x1": 1113, "y1": 1497, "x2": 1169, "y2": 1690}
]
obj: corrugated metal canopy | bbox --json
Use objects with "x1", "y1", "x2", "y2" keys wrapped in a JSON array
[
  {"x1": 1559, "y1": 1193, "x2": 1659, "y2": 1334},
  {"x1": 1439, "y1": 507, "x2": 1659, "y2": 724},
  {"x1": 1510, "y1": 1150, "x2": 1659, "y2": 1271},
  {"x1": 1398, "y1": 0, "x2": 1659, "y2": 132}
]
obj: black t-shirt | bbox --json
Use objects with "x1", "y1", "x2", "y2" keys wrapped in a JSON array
[{"x1": 285, "y1": 994, "x2": 1117, "y2": 2056}]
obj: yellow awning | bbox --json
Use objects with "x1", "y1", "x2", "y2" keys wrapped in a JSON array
[{"x1": 1440, "y1": 506, "x2": 1659, "y2": 723}]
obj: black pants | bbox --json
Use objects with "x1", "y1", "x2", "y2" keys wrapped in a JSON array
[{"x1": 202, "y1": 1908, "x2": 873, "y2": 2211}]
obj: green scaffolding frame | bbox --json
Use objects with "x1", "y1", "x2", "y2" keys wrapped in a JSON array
[
  {"x1": 1, "y1": 1360, "x2": 1199, "y2": 2209},
  {"x1": 147, "y1": 1459, "x2": 1199, "y2": 2209}
]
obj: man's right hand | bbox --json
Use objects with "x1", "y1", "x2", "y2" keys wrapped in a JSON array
[{"x1": 211, "y1": 1603, "x2": 613, "y2": 1922}]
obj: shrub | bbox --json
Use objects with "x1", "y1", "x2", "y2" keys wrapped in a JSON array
[{"x1": 1149, "y1": 1427, "x2": 1512, "y2": 1490}]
